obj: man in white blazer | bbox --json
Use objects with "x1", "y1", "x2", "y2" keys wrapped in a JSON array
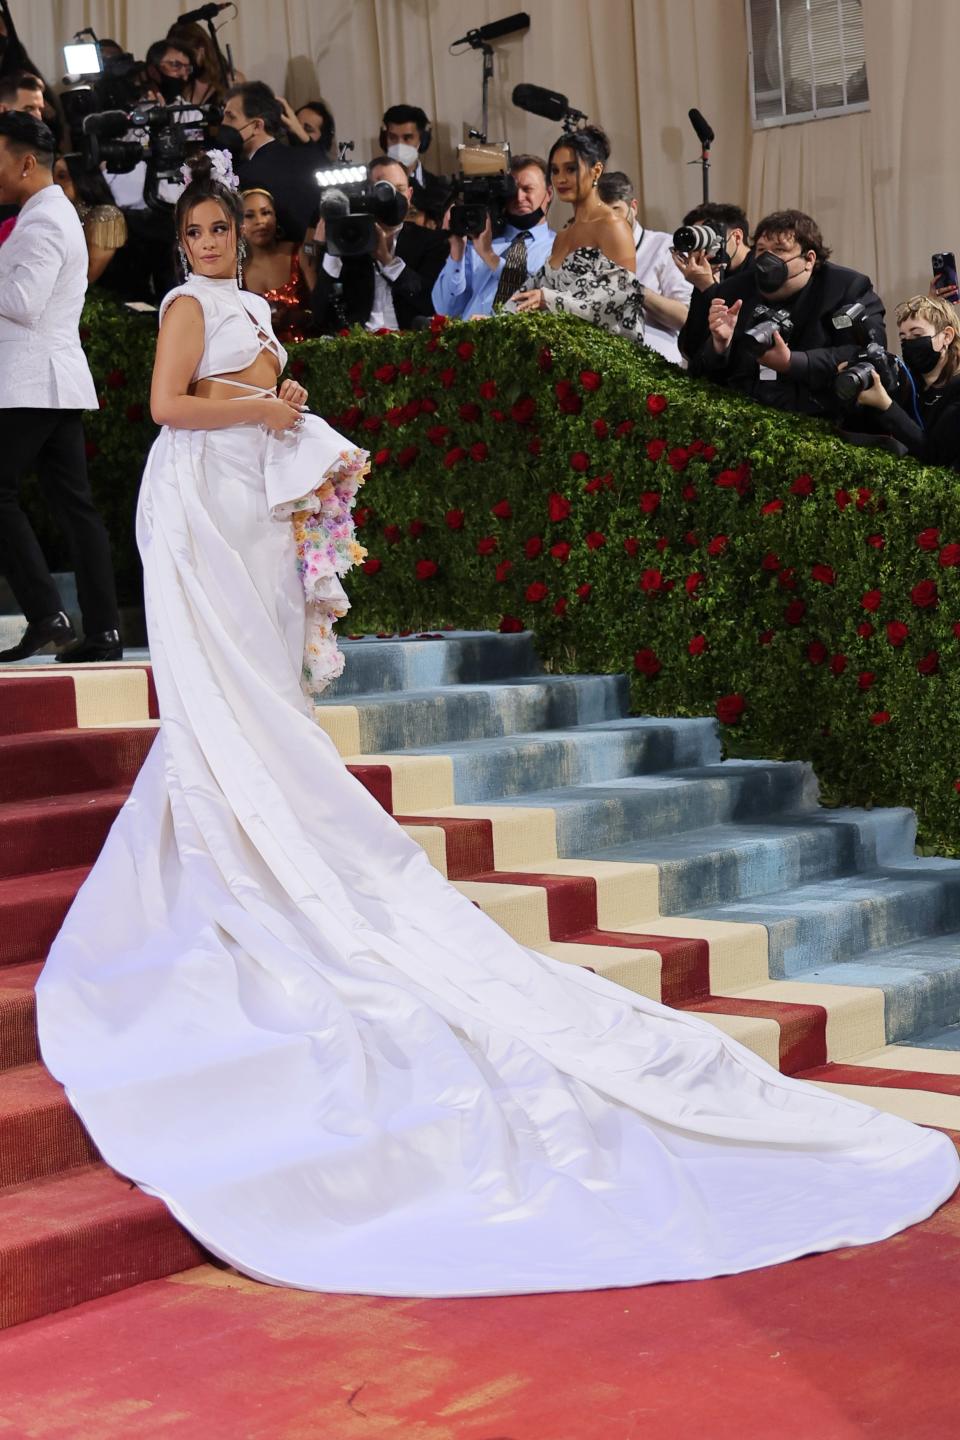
[{"x1": 0, "y1": 112, "x2": 121, "y2": 663}]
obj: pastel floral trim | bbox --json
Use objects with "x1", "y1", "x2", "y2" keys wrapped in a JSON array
[{"x1": 292, "y1": 447, "x2": 369, "y2": 691}]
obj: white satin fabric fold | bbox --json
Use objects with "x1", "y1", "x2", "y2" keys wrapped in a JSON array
[{"x1": 36, "y1": 417, "x2": 960, "y2": 1297}]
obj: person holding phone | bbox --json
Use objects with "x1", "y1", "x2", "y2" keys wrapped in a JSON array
[{"x1": 931, "y1": 251, "x2": 960, "y2": 305}]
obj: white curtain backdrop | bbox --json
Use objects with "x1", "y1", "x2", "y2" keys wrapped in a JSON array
[{"x1": 11, "y1": 0, "x2": 958, "y2": 308}]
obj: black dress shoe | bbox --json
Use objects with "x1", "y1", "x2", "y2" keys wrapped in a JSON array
[
  {"x1": 0, "y1": 611, "x2": 76, "y2": 662},
  {"x1": 54, "y1": 629, "x2": 124, "y2": 664}
]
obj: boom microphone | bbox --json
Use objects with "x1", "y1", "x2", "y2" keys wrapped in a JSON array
[
  {"x1": 177, "y1": 3, "x2": 230, "y2": 23},
  {"x1": 688, "y1": 108, "x2": 715, "y2": 146},
  {"x1": 512, "y1": 83, "x2": 571, "y2": 124},
  {"x1": 453, "y1": 12, "x2": 530, "y2": 49}
]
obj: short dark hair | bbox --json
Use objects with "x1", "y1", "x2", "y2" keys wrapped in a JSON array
[
  {"x1": 0, "y1": 71, "x2": 43, "y2": 107},
  {"x1": 368, "y1": 154, "x2": 407, "y2": 177},
  {"x1": 754, "y1": 207, "x2": 831, "y2": 267},
  {"x1": 0, "y1": 110, "x2": 54, "y2": 167},
  {"x1": 682, "y1": 201, "x2": 750, "y2": 241},
  {"x1": 382, "y1": 104, "x2": 430, "y2": 134},
  {"x1": 145, "y1": 39, "x2": 193, "y2": 72},
  {"x1": 597, "y1": 170, "x2": 634, "y2": 205},
  {"x1": 510, "y1": 153, "x2": 549, "y2": 185},
  {"x1": 226, "y1": 80, "x2": 283, "y2": 138},
  {"x1": 297, "y1": 98, "x2": 335, "y2": 153}
]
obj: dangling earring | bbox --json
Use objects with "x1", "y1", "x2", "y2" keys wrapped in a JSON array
[
  {"x1": 178, "y1": 243, "x2": 190, "y2": 276},
  {"x1": 237, "y1": 236, "x2": 248, "y2": 284}
]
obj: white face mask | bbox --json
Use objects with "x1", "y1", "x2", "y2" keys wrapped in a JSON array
[{"x1": 387, "y1": 142, "x2": 419, "y2": 170}]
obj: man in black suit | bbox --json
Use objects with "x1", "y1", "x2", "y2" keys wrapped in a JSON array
[
  {"x1": 310, "y1": 156, "x2": 448, "y2": 334},
  {"x1": 223, "y1": 82, "x2": 318, "y2": 243},
  {"x1": 380, "y1": 103, "x2": 440, "y2": 192},
  {"x1": 675, "y1": 201, "x2": 752, "y2": 360},
  {"x1": 687, "y1": 208, "x2": 885, "y2": 417}
]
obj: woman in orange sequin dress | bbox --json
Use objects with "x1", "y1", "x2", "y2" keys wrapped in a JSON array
[{"x1": 241, "y1": 187, "x2": 313, "y2": 343}]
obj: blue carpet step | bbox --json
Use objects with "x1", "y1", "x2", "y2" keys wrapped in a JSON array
[
  {"x1": 325, "y1": 631, "x2": 541, "y2": 697},
  {"x1": 793, "y1": 934, "x2": 960, "y2": 1044},
  {"x1": 899, "y1": 1019, "x2": 960, "y2": 1051}
]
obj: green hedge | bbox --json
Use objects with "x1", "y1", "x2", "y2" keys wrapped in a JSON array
[{"x1": 63, "y1": 296, "x2": 960, "y2": 852}]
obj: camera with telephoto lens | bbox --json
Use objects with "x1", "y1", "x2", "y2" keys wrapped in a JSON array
[
  {"x1": 77, "y1": 103, "x2": 218, "y2": 212},
  {"x1": 319, "y1": 180, "x2": 409, "y2": 258},
  {"x1": 672, "y1": 222, "x2": 727, "y2": 259},
  {"x1": 448, "y1": 172, "x2": 518, "y2": 237},
  {"x1": 741, "y1": 304, "x2": 795, "y2": 357},
  {"x1": 831, "y1": 302, "x2": 899, "y2": 404}
]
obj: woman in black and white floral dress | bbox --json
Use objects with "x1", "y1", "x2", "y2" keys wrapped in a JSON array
[{"x1": 511, "y1": 125, "x2": 646, "y2": 343}]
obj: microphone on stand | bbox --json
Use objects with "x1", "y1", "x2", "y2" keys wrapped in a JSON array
[
  {"x1": 687, "y1": 108, "x2": 714, "y2": 203},
  {"x1": 177, "y1": 2, "x2": 230, "y2": 23},
  {"x1": 452, "y1": 13, "x2": 530, "y2": 49},
  {"x1": 512, "y1": 83, "x2": 587, "y2": 129}
]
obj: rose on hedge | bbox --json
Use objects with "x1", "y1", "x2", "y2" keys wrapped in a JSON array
[
  {"x1": 716, "y1": 693, "x2": 746, "y2": 724},
  {"x1": 634, "y1": 647, "x2": 662, "y2": 676}
]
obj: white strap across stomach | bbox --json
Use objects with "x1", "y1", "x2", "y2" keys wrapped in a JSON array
[{"x1": 204, "y1": 377, "x2": 277, "y2": 399}]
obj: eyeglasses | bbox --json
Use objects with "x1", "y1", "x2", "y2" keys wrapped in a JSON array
[{"x1": 160, "y1": 59, "x2": 192, "y2": 74}]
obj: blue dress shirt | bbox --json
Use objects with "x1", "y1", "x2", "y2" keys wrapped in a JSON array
[{"x1": 432, "y1": 222, "x2": 556, "y2": 320}]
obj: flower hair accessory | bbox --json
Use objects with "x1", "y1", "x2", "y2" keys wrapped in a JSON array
[{"x1": 180, "y1": 148, "x2": 239, "y2": 190}]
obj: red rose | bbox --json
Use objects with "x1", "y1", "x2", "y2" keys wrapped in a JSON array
[
  {"x1": 479, "y1": 379, "x2": 497, "y2": 400},
  {"x1": 784, "y1": 599, "x2": 807, "y2": 625},
  {"x1": 870, "y1": 711, "x2": 891, "y2": 726},
  {"x1": 634, "y1": 648, "x2": 662, "y2": 676},
  {"x1": 688, "y1": 634, "x2": 707, "y2": 656},
  {"x1": 917, "y1": 528, "x2": 940, "y2": 551},
  {"x1": 576, "y1": 583, "x2": 592, "y2": 600},
  {"x1": 857, "y1": 671, "x2": 875, "y2": 690},
  {"x1": 470, "y1": 442, "x2": 488, "y2": 463},
  {"x1": 856, "y1": 487, "x2": 874, "y2": 510},
  {"x1": 640, "y1": 568, "x2": 664, "y2": 593},
  {"x1": 656, "y1": 536, "x2": 670, "y2": 553},
  {"x1": 420, "y1": 396, "x2": 438, "y2": 414},
  {"x1": 495, "y1": 560, "x2": 513, "y2": 581},
  {"x1": 857, "y1": 622, "x2": 874, "y2": 638},
  {"x1": 353, "y1": 506, "x2": 372, "y2": 529},
  {"x1": 640, "y1": 491, "x2": 661, "y2": 514},
  {"x1": 615, "y1": 419, "x2": 635, "y2": 438},
  {"x1": 426, "y1": 425, "x2": 450, "y2": 446},
  {"x1": 528, "y1": 437, "x2": 542, "y2": 456},
  {"x1": 835, "y1": 489, "x2": 852, "y2": 510},
  {"x1": 558, "y1": 391, "x2": 582, "y2": 415},
  {"x1": 570, "y1": 451, "x2": 590, "y2": 472},
  {"x1": 491, "y1": 498, "x2": 512, "y2": 519},
  {"x1": 361, "y1": 415, "x2": 383, "y2": 432},
  {"x1": 348, "y1": 361, "x2": 364, "y2": 384},
  {"x1": 429, "y1": 314, "x2": 447, "y2": 331},
  {"x1": 476, "y1": 536, "x2": 498, "y2": 555},
  {"x1": 911, "y1": 579, "x2": 939, "y2": 608},
  {"x1": 383, "y1": 524, "x2": 402, "y2": 544},
  {"x1": 861, "y1": 590, "x2": 882, "y2": 612},
  {"x1": 373, "y1": 363, "x2": 396, "y2": 383},
  {"x1": 373, "y1": 448, "x2": 391, "y2": 466},
  {"x1": 548, "y1": 492, "x2": 571, "y2": 522},
  {"x1": 125, "y1": 402, "x2": 144, "y2": 423},
  {"x1": 593, "y1": 418, "x2": 609, "y2": 439},
  {"x1": 415, "y1": 559, "x2": 438, "y2": 581},
  {"x1": 918, "y1": 651, "x2": 940, "y2": 674},
  {"x1": 707, "y1": 535, "x2": 729, "y2": 557},
  {"x1": 386, "y1": 406, "x2": 406, "y2": 428},
  {"x1": 525, "y1": 581, "x2": 549, "y2": 603},
  {"x1": 445, "y1": 509, "x2": 465, "y2": 530},
  {"x1": 777, "y1": 567, "x2": 797, "y2": 591},
  {"x1": 499, "y1": 615, "x2": 524, "y2": 633},
  {"x1": 807, "y1": 641, "x2": 827, "y2": 665},
  {"x1": 623, "y1": 537, "x2": 640, "y2": 557},
  {"x1": 761, "y1": 499, "x2": 784, "y2": 515},
  {"x1": 553, "y1": 597, "x2": 568, "y2": 616},
  {"x1": 511, "y1": 396, "x2": 536, "y2": 424},
  {"x1": 954, "y1": 623, "x2": 960, "y2": 637},
  {"x1": 761, "y1": 552, "x2": 780, "y2": 571},
  {"x1": 716, "y1": 693, "x2": 746, "y2": 725},
  {"x1": 685, "y1": 572, "x2": 704, "y2": 595},
  {"x1": 408, "y1": 519, "x2": 425, "y2": 538},
  {"x1": 580, "y1": 370, "x2": 602, "y2": 391},
  {"x1": 646, "y1": 438, "x2": 666, "y2": 462},
  {"x1": 789, "y1": 473, "x2": 814, "y2": 497},
  {"x1": 940, "y1": 543, "x2": 960, "y2": 567},
  {"x1": 537, "y1": 346, "x2": 553, "y2": 372},
  {"x1": 811, "y1": 563, "x2": 835, "y2": 585},
  {"x1": 457, "y1": 340, "x2": 475, "y2": 361},
  {"x1": 867, "y1": 534, "x2": 885, "y2": 549},
  {"x1": 459, "y1": 402, "x2": 481, "y2": 422},
  {"x1": 585, "y1": 531, "x2": 606, "y2": 550},
  {"x1": 397, "y1": 444, "x2": 419, "y2": 468},
  {"x1": 525, "y1": 536, "x2": 544, "y2": 559},
  {"x1": 830, "y1": 654, "x2": 848, "y2": 676},
  {"x1": 758, "y1": 630, "x2": 775, "y2": 646},
  {"x1": 646, "y1": 393, "x2": 668, "y2": 415},
  {"x1": 550, "y1": 542, "x2": 571, "y2": 563},
  {"x1": 443, "y1": 446, "x2": 466, "y2": 468},
  {"x1": 362, "y1": 557, "x2": 382, "y2": 575},
  {"x1": 398, "y1": 358, "x2": 414, "y2": 376},
  {"x1": 438, "y1": 367, "x2": 457, "y2": 389},
  {"x1": 666, "y1": 447, "x2": 690, "y2": 472},
  {"x1": 105, "y1": 368, "x2": 127, "y2": 390},
  {"x1": 886, "y1": 621, "x2": 909, "y2": 646},
  {"x1": 681, "y1": 483, "x2": 698, "y2": 502}
]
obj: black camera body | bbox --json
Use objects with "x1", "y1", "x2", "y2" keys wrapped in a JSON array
[
  {"x1": 79, "y1": 103, "x2": 218, "y2": 212},
  {"x1": 448, "y1": 172, "x2": 518, "y2": 238},
  {"x1": 672, "y1": 221, "x2": 726, "y2": 260},
  {"x1": 742, "y1": 304, "x2": 795, "y2": 358},
  {"x1": 830, "y1": 304, "x2": 898, "y2": 404},
  {"x1": 320, "y1": 180, "x2": 409, "y2": 258}
]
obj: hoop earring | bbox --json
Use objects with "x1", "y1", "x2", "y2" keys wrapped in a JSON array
[{"x1": 178, "y1": 243, "x2": 190, "y2": 276}]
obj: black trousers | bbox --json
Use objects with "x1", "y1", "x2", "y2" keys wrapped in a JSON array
[{"x1": 0, "y1": 408, "x2": 120, "y2": 633}]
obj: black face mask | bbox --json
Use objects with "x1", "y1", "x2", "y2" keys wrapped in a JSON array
[
  {"x1": 754, "y1": 250, "x2": 791, "y2": 295},
  {"x1": 508, "y1": 206, "x2": 545, "y2": 231},
  {"x1": 156, "y1": 74, "x2": 184, "y2": 103},
  {"x1": 900, "y1": 335, "x2": 941, "y2": 376},
  {"x1": 217, "y1": 124, "x2": 246, "y2": 160}
]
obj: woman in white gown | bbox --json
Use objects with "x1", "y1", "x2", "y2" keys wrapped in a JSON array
[{"x1": 36, "y1": 154, "x2": 959, "y2": 1298}]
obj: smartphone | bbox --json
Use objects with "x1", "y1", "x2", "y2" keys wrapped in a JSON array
[{"x1": 932, "y1": 251, "x2": 960, "y2": 304}]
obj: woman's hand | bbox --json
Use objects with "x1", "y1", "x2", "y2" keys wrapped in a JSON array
[
  {"x1": 256, "y1": 396, "x2": 303, "y2": 432},
  {"x1": 278, "y1": 377, "x2": 308, "y2": 409},
  {"x1": 511, "y1": 289, "x2": 545, "y2": 313},
  {"x1": 277, "y1": 96, "x2": 310, "y2": 145},
  {"x1": 847, "y1": 366, "x2": 893, "y2": 410}
]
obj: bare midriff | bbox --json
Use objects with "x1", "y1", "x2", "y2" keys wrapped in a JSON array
[{"x1": 191, "y1": 352, "x2": 281, "y2": 400}]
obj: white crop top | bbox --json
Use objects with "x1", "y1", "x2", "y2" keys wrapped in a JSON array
[{"x1": 158, "y1": 274, "x2": 288, "y2": 381}]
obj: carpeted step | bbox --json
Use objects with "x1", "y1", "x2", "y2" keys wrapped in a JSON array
[
  {"x1": 322, "y1": 630, "x2": 543, "y2": 698},
  {"x1": 315, "y1": 673, "x2": 629, "y2": 755},
  {"x1": 901, "y1": 1020, "x2": 960, "y2": 1051},
  {"x1": 0, "y1": 790, "x2": 127, "y2": 880},
  {"x1": 0, "y1": 866, "x2": 88, "y2": 969},
  {"x1": 0, "y1": 728, "x2": 157, "y2": 804},
  {"x1": 0, "y1": 666, "x2": 157, "y2": 736},
  {"x1": 0, "y1": 1163, "x2": 205, "y2": 1330},
  {"x1": 0, "y1": 962, "x2": 42, "y2": 1070},
  {"x1": 791, "y1": 934, "x2": 960, "y2": 1045},
  {"x1": 0, "y1": 1063, "x2": 98, "y2": 1186}
]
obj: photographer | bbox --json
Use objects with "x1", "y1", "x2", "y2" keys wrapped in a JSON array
[
  {"x1": 847, "y1": 295, "x2": 960, "y2": 469},
  {"x1": 597, "y1": 170, "x2": 691, "y2": 365},
  {"x1": 380, "y1": 103, "x2": 438, "y2": 189},
  {"x1": 309, "y1": 156, "x2": 447, "y2": 335},
  {"x1": 224, "y1": 81, "x2": 318, "y2": 242},
  {"x1": 688, "y1": 208, "x2": 885, "y2": 417},
  {"x1": 432, "y1": 154, "x2": 554, "y2": 320},
  {"x1": 675, "y1": 201, "x2": 751, "y2": 359}
]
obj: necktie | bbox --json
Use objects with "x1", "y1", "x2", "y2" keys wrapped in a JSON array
[{"x1": 493, "y1": 231, "x2": 529, "y2": 308}]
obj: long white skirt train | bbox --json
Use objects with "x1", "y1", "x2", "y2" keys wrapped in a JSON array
[{"x1": 36, "y1": 417, "x2": 960, "y2": 1296}]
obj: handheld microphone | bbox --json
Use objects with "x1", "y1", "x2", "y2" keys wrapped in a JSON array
[
  {"x1": 453, "y1": 12, "x2": 530, "y2": 48},
  {"x1": 512, "y1": 83, "x2": 571, "y2": 124},
  {"x1": 177, "y1": 2, "x2": 230, "y2": 23},
  {"x1": 688, "y1": 108, "x2": 714, "y2": 146}
]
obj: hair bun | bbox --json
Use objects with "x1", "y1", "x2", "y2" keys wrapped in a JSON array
[
  {"x1": 185, "y1": 150, "x2": 214, "y2": 186},
  {"x1": 579, "y1": 124, "x2": 611, "y2": 164}
]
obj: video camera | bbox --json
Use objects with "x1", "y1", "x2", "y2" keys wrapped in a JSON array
[
  {"x1": 79, "y1": 103, "x2": 220, "y2": 212},
  {"x1": 318, "y1": 168, "x2": 408, "y2": 258},
  {"x1": 741, "y1": 304, "x2": 795, "y2": 357},
  {"x1": 445, "y1": 143, "x2": 517, "y2": 239},
  {"x1": 831, "y1": 302, "x2": 898, "y2": 404}
]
